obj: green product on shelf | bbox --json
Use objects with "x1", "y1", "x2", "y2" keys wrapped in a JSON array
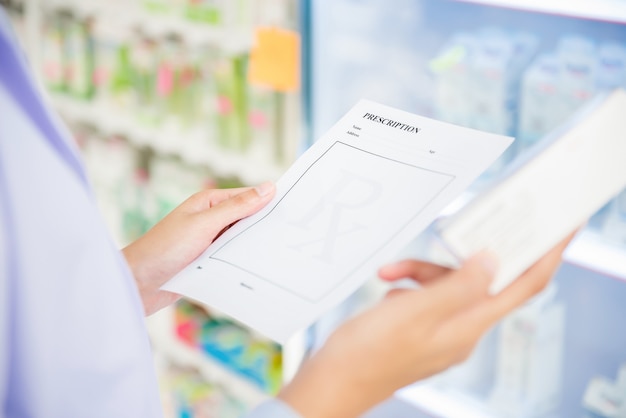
[
  {"x1": 110, "y1": 45, "x2": 135, "y2": 108},
  {"x1": 248, "y1": 85, "x2": 285, "y2": 163},
  {"x1": 65, "y1": 17, "x2": 95, "y2": 100},
  {"x1": 232, "y1": 55, "x2": 251, "y2": 151},
  {"x1": 214, "y1": 54, "x2": 251, "y2": 151},
  {"x1": 168, "y1": 367, "x2": 246, "y2": 418},
  {"x1": 41, "y1": 12, "x2": 66, "y2": 92},
  {"x1": 131, "y1": 32, "x2": 159, "y2": 125},
  {"x1": 177, "y1": 50, "x2": 201, "y2": 128},
  {"x1": 157, "y1": 35, "x2": 190, "y2": 128},
  {"x1": 121, "y1": 167, "x2": 155, "y2": 242},
  {"x1": 190, "y1": 48, "x2": 218, "y2": 128},
  {"x1": 143, "y1": 0, "x2": 179, "y2": 15},
  {"x1": 185, "y1": 0, "x2": 223, "y2": 25}
]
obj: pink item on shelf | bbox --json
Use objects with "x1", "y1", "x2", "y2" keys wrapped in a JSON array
[
  {"x1": 43, "y1": 62, "x2": 61, "y2": 81},
  {"x1": 92, "y1": 67, "x2": 107, "y2": 86},
  {"x1": 157, "y1": 64, "x2": 174, "y2": 97},
  {"x1": 175, "y1": 321, "x2": 198, "y2": 347},
  {"x1": 217, "y1": 96, "x2": 233, "y2": 114},
  {"x1": 249, "y1": 110, "x2": 268, "y2": 128}
]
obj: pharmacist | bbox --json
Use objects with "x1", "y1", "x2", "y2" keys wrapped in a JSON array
[{"x1": 0, "y1": 8, "x2": 573, "y2": 418}]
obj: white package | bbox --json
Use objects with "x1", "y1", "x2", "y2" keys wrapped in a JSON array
[{"x1": 438, "y1": 89, "x2": 626, "y2": 294}]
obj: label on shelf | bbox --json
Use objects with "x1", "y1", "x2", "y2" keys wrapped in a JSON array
[{"x1": 248, "y1": 27, "x2": 300, "y2": 92}]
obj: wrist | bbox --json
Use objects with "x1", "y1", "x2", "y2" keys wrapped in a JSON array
[{"x1": 278, "y1": 342, "x2": 390, "y2": 418}]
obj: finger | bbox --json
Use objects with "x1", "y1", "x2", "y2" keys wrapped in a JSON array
[
  {"x1": 186, "y1": 186, "x2": 256, "y2": 212},
  {"x1": 384, "y1": 287, "x2": 411, "y2": 299},
  {"x1": 202, "y1": 182, "x2": 276, "y2": 230},
  {"x1": 378, "y1": 259, "x2": 452, "y2": 284},
  {"x1": 418, "y1": 251, "x2": 498, "y2": 321},
  {"x1": 465, "y1": 231, "x2": 576, "y2": 328}
]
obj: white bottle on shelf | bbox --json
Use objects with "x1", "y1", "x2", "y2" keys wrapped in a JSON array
[
  {"x1": 431, "y1": 32, "x2": 477, "y2": 128},
  {"x1": 489, "y1": 284, "x2": 566, "y2": 418},
  {"x1": 557, "y1": 35, "x2": 597, "y2": 121},
  {"x1": 468, "y1": 27, "x2": 515, "y2": 136},
  {"x1": 595, "y1": 41, "x2": 626, "y2": 91},
  {"x1": 517, "y1": 54, "x2": 563, "y2": 151}
]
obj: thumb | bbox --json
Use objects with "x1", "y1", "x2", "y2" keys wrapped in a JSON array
[
  {"x1": 204, "y1": 182, "x2": 276, "y2": 230},
  {"x1": 425, "y1": 251, "x2": 499, "y2": 320},
  {"x1": 458, "y1": 251, "x2": 499, "y2": 287}
]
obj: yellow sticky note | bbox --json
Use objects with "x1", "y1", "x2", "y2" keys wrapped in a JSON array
[{"x1": 248, "y1": 27, "x2": 300, "y2": 92}]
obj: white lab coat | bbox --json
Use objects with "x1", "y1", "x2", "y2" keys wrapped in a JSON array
[{"x1": 0, "y1": 10, "x2": 162, "y2": 417}]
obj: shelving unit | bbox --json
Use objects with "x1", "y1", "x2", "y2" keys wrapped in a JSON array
[
  {"x1": 564, "y1": 229, "x2": 626, "y2": 282},
  {"x1": 146, "y1": 307, "x2": 269, "y2": 409},
  {"x1": 51, "y1": 94, "x2": 286, "y2": 184},
  {"x1": 397, "y1": 384, "x2": 496, "y2": 418},
  {"x1": 307, "y1": 1, "x2": 626, "y2": 417},
  {"x1": 455, "y1": 0, "x2": 626, "y2": 24},
  {"x1": 41, "y1": 0, "x2": 254, "y2": 52}
]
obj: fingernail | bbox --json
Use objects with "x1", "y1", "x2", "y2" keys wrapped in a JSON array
[
  {"x1": 474, "y1": 251, "x2": 499, "y2": 276},
  {"x1": 254, "y1": 181, "x2": 274, "y2": 197}
]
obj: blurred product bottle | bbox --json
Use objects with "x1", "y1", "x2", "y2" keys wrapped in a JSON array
[
  {"x1": 131, "y1": 30, "x2": 159, "y2": 125},
  {"x1": 92, "y1": 18, "x2": 126, "y2": 103},
  {"x1": 176, "y1": 42, "x2": 200, "y2": 128},
  {"x1": 109, "y1": 42, "x2": 135, "y2": 109},
  {"x1": 517, "y1": 54, "x2": 563, "y2": 151},
  {"x1": 65, "y1": 15, "x2": 95, "y2": 100},
  {"x1": 557, "y1": 35, "x2": 597, "y2": 120},
  {"x1": 159, "y1": 35, "x2": 186, "y2": 128},
  {"x1": 489, "y1": 284, "x2": 566, "y2": 418},
  {"x1": 121, "y1": 165, "x2": 156, "y2": 242},
  {"x1": 467, "y1": 28, "x2": 538, "y2": 179},
  {"x1": 150, "y1": 155, "x2": 209, "y2": 222},
  {"x1": 595, "y1": 42, "x2": 626, "y2": 91},
  {"x1": 189, "y1": 47, "x2": 217, "y2": 125},
  {"x1": 247, "y1": 85, "x2": 280, "y2": 160},
  {"x1": 582, "y1": 364, "x2": 626, "y2": 418},
  {"x1": 213, "y1": 54, "x2": 250, "y2": 151},
  {"x1": 79, "y1": 133, "x2": 137, "y2": 244},
  {"x1": 431, "y1": 32, "x2": 477, "y2": 128},
  {"x1": 469, "y1": 28, "x2": 516, "y2": 136},
  {"x1": 41, "y1": 11, "x2": 66, "y2": 92}
]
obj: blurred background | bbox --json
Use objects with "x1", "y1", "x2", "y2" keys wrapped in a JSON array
[{"x1": 4, "y1": 0, "x2": 626, "y2": 416}]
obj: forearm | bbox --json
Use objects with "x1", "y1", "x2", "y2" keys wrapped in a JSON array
[
  {"x1": 278, "y1": 363, "x2": 363, "y2": 418},
  {"x1": 122, "y1": 240, "x2": 181, "y2": 316}
]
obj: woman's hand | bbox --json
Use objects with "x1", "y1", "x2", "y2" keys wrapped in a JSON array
[
  {"x1": 278, "y1": 233, "x2": 575, "y2": 418},
  {"x1": 122, "y1": 182, "x2": 275, "y2": 315}
]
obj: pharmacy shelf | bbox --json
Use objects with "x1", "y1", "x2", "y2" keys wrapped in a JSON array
[
  {"x1": 189, "y1": 301, "x2": 281, "y2": 344},
  {"x1": 51, "y1": 95, "x2": 286, "y2": 185},
  {"x1": 564, "y1": 228, "x2": 626, "y2": 282},
  {"x1": 397, "y1": 383, "x2": 496, "y2": 418},
  {"x1": 454, "y1": 0, "x2": 626, "y2": 24},
  {"x1": 146, "y1": 307, "x2": 269, "y2": 408},
  {"x1": 43, "y1": 0, "x2": 253, "y2": 52}
]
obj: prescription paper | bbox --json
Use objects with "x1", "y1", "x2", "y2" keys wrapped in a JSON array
[
  {"x1": 162, "y1": 99, "x2": 512, "y2": 343},
  {"x1": 438, "y1": 89, "x2": 626, "y2": 294}
]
